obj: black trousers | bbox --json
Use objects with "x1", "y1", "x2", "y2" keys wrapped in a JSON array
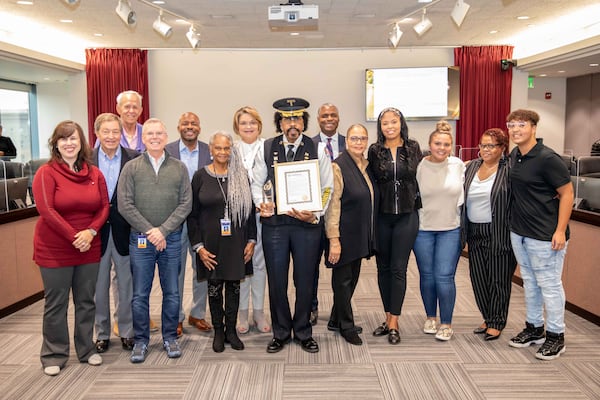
[
  {"x1": 262, "y1": 223, "x2": 321, "y2": 341},
  {"x1": 208, "y1": 279, "x2": 240, "y2": 331},
  {"x1": 376, "y1": 211, "x2": 419, "y2": 315},
  {"x1": 330, "y1": 259, "x2": 362, "y2": 332},
  {"x1": 467, "y1": 222, "x2": 517, "y2": 331}
]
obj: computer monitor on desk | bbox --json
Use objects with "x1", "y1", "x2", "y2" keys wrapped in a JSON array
[
  {"x1": 575, "y1": 177, "x2": 600, "y2": 212},
  {"x1": 0, "y1": 177, "x2": 29, "y2": 212}
]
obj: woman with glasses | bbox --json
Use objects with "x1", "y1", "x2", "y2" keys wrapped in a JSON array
[
  {"x1": 187, "y1": 131, "x2": 256, "y2": 352},
  {"x1": 461, "y1": 128, "x2": 516, "y2": 341},
  {"x1": 413, "y1": 120, "x2": 464, "y2": 341},
  {"x1": 232, "y1": 106, "x2": 271, "y2": 334},
  {"x1": 367, "y1": 108, "x2": 422, "y2": 345},
  {"x1": 325, "y1": 124, "x2": 377, "y2": 346}
]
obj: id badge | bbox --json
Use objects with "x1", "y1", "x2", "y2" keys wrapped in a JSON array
[
  {"x1": 137, "y1": 234, "x2": 147, "y2": 249},
  {"x1": 220, "y1": 218, "x2": 231, "y2": 237}
]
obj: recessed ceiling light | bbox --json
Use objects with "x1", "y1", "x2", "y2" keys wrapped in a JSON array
[
  {"x1": 60, "y1": 19, "x2": 73, "y2": 23},
  {"x1": 290, "y1": 32, "x2": 300, "y2": 36},
  {"x1": 539, "y1": 74, "x2": 547, "y2": 77},
  {"x1": 353, "y1": 13, "x2": 375, "y2": 18},
  {"x1": 211, "y1": 15, "x2": 233, "y2": 19},
  {"x1": 152, "y1": 1, "x2": 166, "y2": 4},
  {"x1": 16, "y1": 1, "x2": 33, "y2": 5},
  {"x1": 558, "y1": 70, "x2": 566, "y2": 73},
  {"x1": 94, "y1": 33, "x2": 103, "y2": 37},
  {"x1": 517, "y1": 16, "x2": 530, "y2": 20},
  {"x1": 590, "y1": 63, "x2": 599, "y2": 67},
  {"x1": 489, "y1": 30, "x2": 498, "y2": 34},
  {"x1": 43, "y1": 77, "x2": 51, "y2": 81}
]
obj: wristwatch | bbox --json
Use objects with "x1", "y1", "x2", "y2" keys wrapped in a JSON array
[{"x1": 88, "y1": 228, "x2": 97, "y2": 237}]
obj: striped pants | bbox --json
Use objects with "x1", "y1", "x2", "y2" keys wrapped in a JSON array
[{"x1": 467, "y1": 222, "x2": 517, "y2": 331}]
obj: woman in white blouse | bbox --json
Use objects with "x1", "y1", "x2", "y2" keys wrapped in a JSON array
[
  {"x1": 414, "y1": 120, "x2": 465, "y2": 341},
  {"x1": 233, "y1": 106, "x2": 271, "y2": 334},
  {"x1": 461, "y1": 128, "x2": 516, "y2": 341}
]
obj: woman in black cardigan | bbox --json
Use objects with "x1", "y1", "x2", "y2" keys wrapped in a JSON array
[
  {"x1": 367, "y1": 107, "x2": 422, "y2": 345},
  {"x1": 461, "y1": 128, "x2": 516, "y2": 341},
  {"x1": 325, "y1": 124, "x2": 377, "y2": 346}
]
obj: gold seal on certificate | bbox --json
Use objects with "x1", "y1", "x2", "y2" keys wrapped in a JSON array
[{"x1": 274, "y1": 160, "x2": 322, "y2": 214}]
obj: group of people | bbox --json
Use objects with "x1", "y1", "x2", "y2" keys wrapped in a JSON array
[{"x1": 31, "y1": 89, "x2": 574, "y2": 376}]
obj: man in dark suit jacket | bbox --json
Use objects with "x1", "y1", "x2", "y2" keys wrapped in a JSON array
[
  {"x1": 92, "y1": 113, "x2": 140, "y2": 353},
  {"x1": 165, "y1": 112, "x2": 212, "y2": 336},
  {"x1": 310, "y1": 103, "x2": 346, "y2": 327}
]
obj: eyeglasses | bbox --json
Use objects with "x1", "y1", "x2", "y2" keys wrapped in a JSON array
[
  {"x1": 506, "y1": 121, "x2": 528, "y2": 129},
  {"x1": 479, "y1": 143, "x2": 501, "y2": 150},
  {"x1": 349, "y1": 136, "x2": 369, "y2": 144}
]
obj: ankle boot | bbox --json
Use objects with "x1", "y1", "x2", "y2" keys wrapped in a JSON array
[
  {"x1": 213, "y1": 328, "x2": 225, "y2": 353},
  {"x1": 225, "y1": 327, "x2": 244, "y2": 350},
  {"x1": 253, "y1": 309, "x2": 271, "y2": 333},
  {"x1": 237, "y1": 309, "x2": 250, "y2": 334}
]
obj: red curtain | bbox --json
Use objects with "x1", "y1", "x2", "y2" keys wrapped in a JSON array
[
  {"x1": 85, "y1": 48, "x2": 150, "y2": 145},
  {"x1": 454, "y1": 46, "x2": 513, "y2": 160}
]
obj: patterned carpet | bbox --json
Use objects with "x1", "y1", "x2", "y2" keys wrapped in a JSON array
[{"x1": 0, "y1": 255, "x2": 599, "y2": 400}]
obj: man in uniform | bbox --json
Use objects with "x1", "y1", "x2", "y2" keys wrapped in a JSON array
[{"x1": 251, "y1": 98, "x2": 333, "y2": 353}]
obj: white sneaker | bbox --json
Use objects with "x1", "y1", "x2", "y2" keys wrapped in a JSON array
[
  {"x1": 88, "y1": 353, "x2": 103, "y2": 366},
  {"x1": 423, "y1": 319, "x2": 437, "y2": 334},
  {"x1": 435, "y1": 326, "x2": 454, "y2": 341},
  {"x1": 44, "y1": 366, "x2": 60, "y2": 376}
]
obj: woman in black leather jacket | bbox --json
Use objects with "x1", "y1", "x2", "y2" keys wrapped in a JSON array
[{"x1": 367, "y1": 107, "x2": 422, "y2": 345}]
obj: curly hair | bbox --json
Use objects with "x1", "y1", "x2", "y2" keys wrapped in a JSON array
[
  {"x1": 506, "y1": 109, "x2": 540, "y2": 126},
  {"x1": 273, "y1": 112, "x2": 310, "y2": 133},
  {"x1": 482, "y1": 128, "x2": 509, "y2": 155}
]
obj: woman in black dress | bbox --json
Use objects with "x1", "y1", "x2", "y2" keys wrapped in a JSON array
[{"x1": 187, "y1": 131, "x2": 256, "y2": 352}]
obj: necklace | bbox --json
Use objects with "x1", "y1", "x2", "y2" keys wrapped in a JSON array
[{"x1": 211, "y1": 164, "x2": 227, "y2": 182}]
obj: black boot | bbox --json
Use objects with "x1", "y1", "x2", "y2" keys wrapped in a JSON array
[
  {"x1": 224, "y1": 281, "x2": 244, "y2": 350},
  {"x1": 208, "y1": 280, "x2": 226, "y2": 353}
]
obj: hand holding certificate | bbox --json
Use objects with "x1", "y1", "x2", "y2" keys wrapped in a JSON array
[{"x1": 274, "y1": 160, "x2": 322, "y2": 215}]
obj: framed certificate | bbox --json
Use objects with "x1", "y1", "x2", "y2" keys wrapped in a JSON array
[{"x1": 274, "y1": 159, "x2": 322, "y2": 214}]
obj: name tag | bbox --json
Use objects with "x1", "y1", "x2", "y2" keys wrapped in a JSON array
[
  {"x1": 137, "y1": 234, "x2": 147, "y2": 249},
  {"x1": 220, "y1": 218, "x2": 231, "y2": 237}
]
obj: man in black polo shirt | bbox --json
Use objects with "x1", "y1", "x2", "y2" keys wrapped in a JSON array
[{"x1": 506, "y1": 109, "x2": 574, "y2": 361}]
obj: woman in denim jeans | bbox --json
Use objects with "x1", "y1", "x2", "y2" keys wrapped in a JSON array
[{"x1": 413, "y1": 120, "x2": 465, "y2": 341}]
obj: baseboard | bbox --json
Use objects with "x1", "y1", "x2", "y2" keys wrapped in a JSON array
[{"x1": 0, "y1": 291, "x2": 44, "y2": 319}]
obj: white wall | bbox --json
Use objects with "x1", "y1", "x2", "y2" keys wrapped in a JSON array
[
  {"x1": 36, "y1": 82, "x2": 71, "y2": 158},
  {"x1": 511, "y1": 69, "x2": 566, "y2": 154},
  {"x1": 148, "y1": 48, "x2": 455, "y2": 149}
]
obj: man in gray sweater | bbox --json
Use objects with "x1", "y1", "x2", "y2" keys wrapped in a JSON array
[{"x1": 117, "y1": 118, "x2": 192, "y2": 363}]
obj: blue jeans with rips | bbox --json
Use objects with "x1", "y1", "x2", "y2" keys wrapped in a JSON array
[
  {"x1": 510, "y1": 232, "x2": 567, "y2": 333},
  {"x1": 130, "y1": 229, "x2": 182, "y2": 344},
  {"x1": 413, "y1": 228, "x2": 462, "y2": 325}
]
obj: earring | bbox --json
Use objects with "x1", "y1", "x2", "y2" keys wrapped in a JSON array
[{"x1": 477, "y1": 151, "x2": 481, "y2": 158}]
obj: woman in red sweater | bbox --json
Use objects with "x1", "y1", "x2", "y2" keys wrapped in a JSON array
[{"x1": 32, "y1": 121, "x2": 109, "y2": 376}]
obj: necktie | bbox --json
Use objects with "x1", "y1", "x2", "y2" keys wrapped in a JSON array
[
  {"x1": 286, "y1": 144, "x2": 295, "y2": 162},
  {"x1": 326, "y1": 138, "x2": 334, "y2": 161}
]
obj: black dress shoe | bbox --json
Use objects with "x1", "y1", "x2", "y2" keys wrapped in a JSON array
[
  {"x1": 341, "y1": 330, "x2": 363, "y2": 346},
  {"x1": 485, "y1": 329, "x2": 501, "y2": 341},
  {"x1": 310, "y1": 310, "x2": 318, "y2": 326},
  {"x1": 372, "y1": 322, "x2": 389, "y2": 336},
  {"x1": 294, "y1": 337, "x2": 319, "y2": 353},
  {"x1": 388, "y1": 329, "x2": 401, "y2": 345},
  {"x1": 266, "y1": 337, "x2": 290, "y2": 354},
  {"x1": 121, "y1": 338, "x2": 134, "y2": 351},
  {"x1": 95, "y1": 339, "x2": 109, "y2": 353},
  {"x1": 327, "y1": 321, "x2": 363, "y2": 334}
]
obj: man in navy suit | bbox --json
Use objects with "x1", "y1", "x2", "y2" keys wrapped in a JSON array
[
  {"x1": 165, "y1": 112, "x2": 212, "y2": 336},
  {"x1": 92, "y1": 113, "x2": 140, "y2": 353},
  {"x1": 310, "y1": 103, "x2": 345, "y2": 326}
]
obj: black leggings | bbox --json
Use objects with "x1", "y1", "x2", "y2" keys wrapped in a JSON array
[{"x1": 376, "y1": 211, "x2": 419, "y2": 315}]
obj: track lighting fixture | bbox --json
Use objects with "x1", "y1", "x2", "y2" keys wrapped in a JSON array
[
  {"x1": 115, "y1": 0, "x2": 136, "y2": 27},
  {"x1": 153, "y1": 11, "x2": 172, "y2": 38},
  {"x1": 413, "y1": 9, "x2": 432, "y2": 37},
  {"x1": 186, "y1": 26, "x2": 201, "y2": 48},
  {"x1": 62, "y1": 0, "x2": 80, "y2": 4},
  {"x1": 450, "y1": 0, "x2": 470, "y2": 27},
  {"x1": 389, "y1": 23, "x2": 403, "y2": 48}
]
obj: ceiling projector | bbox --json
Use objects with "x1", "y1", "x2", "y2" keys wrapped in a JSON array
[{"x1": 268, "y1": 2, "x2": 319, "y2": 32}]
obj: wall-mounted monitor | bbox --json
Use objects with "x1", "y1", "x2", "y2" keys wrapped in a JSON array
[{"x1": 366, "y1": 66, "x2": 460, "y2": 121}]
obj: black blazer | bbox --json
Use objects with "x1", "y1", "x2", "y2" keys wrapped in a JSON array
[
  {"x1": 92, "y1": 146, "x2": 140, "y2": 256},
  {"x1": 460, "y1": 156, "x2": 513, "y2": 254}
]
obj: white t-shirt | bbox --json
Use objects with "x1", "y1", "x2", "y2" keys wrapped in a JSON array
[
  {"x1": 416, "y1": 156, "x2": 465, "y2": 231},
  {"x1": 466, "y1": 172, "x2": 495, "y2": 223}
]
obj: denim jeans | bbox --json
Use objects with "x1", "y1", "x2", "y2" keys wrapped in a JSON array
[
  {"x1": 510, "y1": 232, "x2": 567, "y2": 333},
  {"x1": 130, "y1": 229, "x2": 182, "y2": 344},
  {"x1": 413, "y1": 228, "x2": 462, "y2": 325}
]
